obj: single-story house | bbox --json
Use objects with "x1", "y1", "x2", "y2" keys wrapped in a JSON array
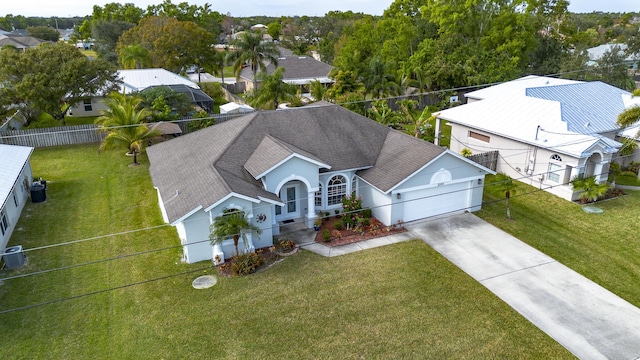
[
  {"x1": 238, "y1": 52, "x2": 334, "y2": 94},
  {"x1": 69, "y1": 68, "x2": 213, "y2": 117},
  {"x1": 0, "y1": 144, "x2": 34, "y2": 252},
  {"x1": 586, "y1": 43, "x2": 639, "y2": 69},
  {"x1": 0, "y1": 34, "x2": 50, "y2": 51},
  {"x1": 147, "y1": 104, "x2": 494, "y2": 264},
  {"x1": 219, "y1": 102, "x2": 254, "y2": 115},
  {"x1": 436, "y1": 75, "x2": 640, "y2": 201}
]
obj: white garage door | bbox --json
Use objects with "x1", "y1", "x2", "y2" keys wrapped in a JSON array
[{"x1": 402, "y1": 181, "x2": 472, "y2": 222}]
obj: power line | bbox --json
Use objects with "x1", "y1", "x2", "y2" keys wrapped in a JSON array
[
  {"x1": 0, "y1": 164, "x2": 623, "y2": 314},
  {"x1": 0, "y1": 265, "x2": 214, "y2": 315}
]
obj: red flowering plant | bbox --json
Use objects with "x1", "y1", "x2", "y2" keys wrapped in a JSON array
[{"x1": 341, "y1": 191, "x2": 363, "y2": 229}]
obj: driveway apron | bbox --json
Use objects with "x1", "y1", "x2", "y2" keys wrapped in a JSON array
[{"x1": 406, "y1": 213, "x2": 640, "y2": 360}]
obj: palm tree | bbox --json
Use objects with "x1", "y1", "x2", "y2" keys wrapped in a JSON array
[
  {"x1": 230, "y1": 32, "x2": 280, "y2": 90},
  {"x1": 617, "y1": 89, "x2": 640, "y2": 132},
  {"x1": 210, "y1": 209, "x2": 262, "y2": 257},
  {"x1": 494, "y1": 173, "x2": 518, "y2": 220},
  {"x1": 95, "y1": 92, "x2": 159, "y2": 165},
  {"x1": 247, "y1": 67, "x2": 297, "y2": 110},
  {"x1": 118, "y1": 44, "x2": 151, "y2": 69},
  {"x1": 570, "y1": 176, "x2": 610, "y2": 204},
  {"x1": 309, "y1": 79, "x2": 328, "y2": 102}
]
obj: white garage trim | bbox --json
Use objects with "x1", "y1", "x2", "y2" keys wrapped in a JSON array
[
  {"x1": 401, "y1": 181, "x2": 472, "y2": 222},
  {"x1": 392, "y1": 175, "x2": 483, "y2": 195}
]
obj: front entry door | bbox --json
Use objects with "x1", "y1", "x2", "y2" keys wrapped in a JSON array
[{"x1": 276, "y1": 184, "x2": 299, "y2": 220}]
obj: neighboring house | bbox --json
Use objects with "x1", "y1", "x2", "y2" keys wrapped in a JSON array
[
  {"x1": 69, "y1": 68, "x2": 214, "y2": 117},
  {"x1": 0, "y1": 144, "x2": 34, "y2": 252},
  {"x1": 436, "y1": 75, "x2": 640, "y2": 201},
  {"x1": 586, "y1": 43, "x2": 639, "y2": 69},
  {"x1": 219, "y1": 102, "x2": 254, "y2": 114},
  {"x1": 147, "y1": 104, "x2": 494, "y2": 264},
  {"x1": 0, "y1": 34, "x2": 50, "y2": 50},
  {"x1": 238, "y1": 53, "x2": 334, "y2": 94}
]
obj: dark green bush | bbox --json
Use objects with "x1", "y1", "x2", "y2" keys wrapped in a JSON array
[
  {"x1": 322, "y1": 229, "x2": 331, "y2": 242},
  {"x1": 333, "y1": 222, "x2": 343, "y2": 230},
  {"x1": 361, "y1": 208, "x2": 372, "y2": 219},
  {"x1": 231, "y1": 252, "x2": 264, "y2": 275}
]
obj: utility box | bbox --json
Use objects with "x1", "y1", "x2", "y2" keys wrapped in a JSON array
[{"x1": 3, "y1": 245, "x2": 25, "y2": 269}]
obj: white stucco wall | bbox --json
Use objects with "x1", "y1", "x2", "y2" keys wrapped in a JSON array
[
  {"x1": 179, "y1": 210, "x2": 212, "y2": 263},
  {"x1": 68, "y1": 96, "x2": 108, "y2": 117},
  {"x1": 359, "y1": 181, "x2": 393, "y2": 225},
  {"x1": 318, "y1": 171, "x2": 357, "y2": 212},
  {"x1": 448, "y1": 123, "x2": 615, "y2": 201},
  {"x1": 1, "y1": 161, "x2": 33, "y2": 251},
  {"x1": 179, "y1": 195, "x2": 274, "y2": 264},
  {"x1": 263, "y1": 157, "x2": 319, "y2": 194}
]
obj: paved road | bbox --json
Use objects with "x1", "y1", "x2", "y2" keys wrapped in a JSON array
[{"x1": 406, "y1": 213, "x2": 640, "y2": 360}]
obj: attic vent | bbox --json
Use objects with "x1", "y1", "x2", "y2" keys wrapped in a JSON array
[
  {"x1": 298, "y1": 56, "x2": 307, "y2": 59},
  {"x1": 278, "y1": 57, "x2": 286, "y2": 60}
]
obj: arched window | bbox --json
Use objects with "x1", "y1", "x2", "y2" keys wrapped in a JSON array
[
  {"x1": 315, "y1": 184, "x2": 322, "y2": 207},
  {"x1": 547, "y1": 154, "x2": 563, "y2": 183},
  {"x1": 327, "y1": 175, "x2": 347, "y2": 206}
]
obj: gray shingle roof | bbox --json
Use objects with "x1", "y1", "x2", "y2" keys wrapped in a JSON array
[
  {"x1": 358, "y1": 131, "x2": 445, "y2": 192},
  {"x1": 244, "y1": 135, "x2": 328, "y2": 179},
  {"x1": 148, "y1": 105, "x2": 446, "y2": 223},
  {"x1": 240, "y1": 55, "x2": 333, "y2": 83}
]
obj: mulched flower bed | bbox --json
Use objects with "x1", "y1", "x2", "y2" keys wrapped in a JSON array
[
  {"x1": 314, "y1": 216, "x2": 406, "y2": 247},
  {"x1": 215, "y1": 245, "x2": 297, "y2": 277}
]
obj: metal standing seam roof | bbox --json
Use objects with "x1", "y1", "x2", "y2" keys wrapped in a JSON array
[
  {"x1": 465, "y1": 75, "x2": 582, "y2": 101},
  {"x1": 147, "y1": 105, "x2": 458, "y2": 224},
  {"x1": 117, "y1": 69, "x2": 199, "y2": 94},
  {"x1": 0, "y1": 144, "x2": 33, "y2": 210},
  {"x1": 437, "y1": 96, "x2": 620, "y2": 158},
  {"x1": 526, "y1": 81, "x2": 630, "y2": 134}
]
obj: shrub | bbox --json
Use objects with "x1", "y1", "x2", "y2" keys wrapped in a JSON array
[
  {"x1": 230, "y1": 252, "x2": 264, "y2": 275},
  {"x1": 333, "y1": 222, "x2": 343, "y2": 230},
  {"x1": 278, "y1": 238, "x2": 296, "y2": 251},
  {"x1": 334, "y1": 209, "x2": 341, "y2": 218},
  {"x1": 361, "y1": 208, "x2": 372, "y2": 219},
  {"x1": 331, "y1": 229, "x2": 342, "y2": 239},
  {"x1": 341, "y1": 191, "x2": 363, "y2": 228},
  {"x1": 322, "y1": 229, "x2": 331, "y2": 242},
  {"x1": 626, "y1": 161, "x2": 640, "y2": 174}
]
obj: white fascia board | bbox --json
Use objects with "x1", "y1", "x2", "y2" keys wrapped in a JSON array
[
  {"x1": 386, "y1": 150, "x2": 494, "y2": 194},
  {"x1": 394, "y1": 175, "x2": 483, "y2": 194},
  {"x1": 203, "y1": 192, "x2": 260, "y2": 213},
  {"x1": 253, "y1": 154, "x2": 331, "y2": 180},
  {"x1": 170, "y1": 205, "x2": 203, "y2": 226},
  {"x1": 258, "y1": 196, "x2": 284, "y2": 206}
]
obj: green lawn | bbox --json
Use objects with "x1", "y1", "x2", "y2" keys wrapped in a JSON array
[
  {"x1": 0, "y1": 144, "x2": 570, "y2": 359},
  {"x1": 479, "y1": 174, "x2": 640, "y2": 308}
]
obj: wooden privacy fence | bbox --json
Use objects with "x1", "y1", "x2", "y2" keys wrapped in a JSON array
[
  {"x1": 467, "y1": 151, "x2": 499, "y2": 171},
  {"x1": 0, "y1": 113, "x2": 249, "y2": 148}
]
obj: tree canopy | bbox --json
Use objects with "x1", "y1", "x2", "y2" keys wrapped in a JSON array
[
  {"x1": 0, "y1": 42, "x2": 118, "y2": 124},
  {"x1": 117, "y1": 16, "x2": 216, "y2": 73}
]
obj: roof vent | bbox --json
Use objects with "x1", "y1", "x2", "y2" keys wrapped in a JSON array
[
  {"x1": 585, "y1": 122, "x2": 590, "y2": 127},
  {"x1": 298, "y1": 56, "x2": 307, "y2": 59}
]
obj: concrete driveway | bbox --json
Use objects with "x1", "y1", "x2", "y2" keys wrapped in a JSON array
[{"x1": 405, "y1": 213, "x2": 640, "y2": 360}]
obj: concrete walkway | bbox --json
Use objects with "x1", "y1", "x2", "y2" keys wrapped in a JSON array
[{"x1": 289, "y1": 214, "x2": 640, "y2": 359}]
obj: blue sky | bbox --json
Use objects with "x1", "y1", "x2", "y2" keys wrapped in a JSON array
[{"x1": 2, "y1": 0, "x2": 638, "y2": 18}]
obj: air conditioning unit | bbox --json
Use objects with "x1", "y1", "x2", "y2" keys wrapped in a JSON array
[{"x1": 3, "y1": 245, "x2": 25, "y2": 269}]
